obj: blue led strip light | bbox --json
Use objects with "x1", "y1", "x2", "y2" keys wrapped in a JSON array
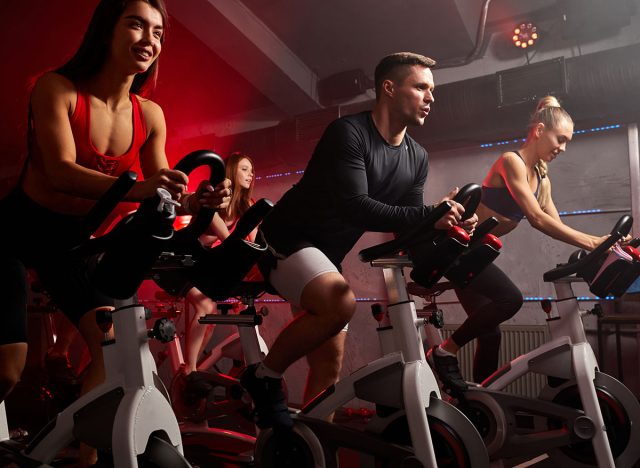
[
  {"x1": 524, "y1": 296, "x2": 616, "y2": 301},
  {"x1": 217, "y1": 295, "x2": 617, "y2": 305},
  {"x1": 255, "y1": 125, "x2": 623, "y2": 180},
  {"x1": 220, "y1": 297, "x2": 387, "y2": 304},
  {"x1": 255, "y1": 170, "x2": 304, "y2": 181},
  {"x1": 480, "y1": 124, "x2": 621, "y2": 148}
]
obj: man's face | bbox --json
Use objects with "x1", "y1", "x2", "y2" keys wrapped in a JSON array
[{"x1": 388, "y1": 65, "x2": 435, "y2": 126}]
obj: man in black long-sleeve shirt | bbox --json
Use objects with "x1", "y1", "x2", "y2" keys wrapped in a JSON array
[{"x1": 241, "y1": 52, "x2": 475, "y2": 429}]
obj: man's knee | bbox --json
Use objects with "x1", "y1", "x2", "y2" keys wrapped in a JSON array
[
  {"x1": 302, "y1": 275, "x2": 356, "y2": 331},
  {"x1": 332, "y1": 288, "x2": 356, "y2": 326}
]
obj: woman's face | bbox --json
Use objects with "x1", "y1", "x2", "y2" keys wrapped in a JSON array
[
  {"x1": 536, "y1": 118, "x2": 573, "y2": 163},
  {"x1": 235, "y1": 158, "x2": 254, "y2": 190},
  {"x1": 110, "y1": 1, "x2": 164, "y2": 75}
]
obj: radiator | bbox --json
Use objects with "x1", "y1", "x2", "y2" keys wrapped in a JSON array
[{"x1": 441, "y1": 324, "x2": 549, "y2": 397}]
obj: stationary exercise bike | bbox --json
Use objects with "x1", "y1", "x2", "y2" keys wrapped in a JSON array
[
  {"x1": 249, "y1": 184, "x2": 491, "y2": 468},
  {"x1": 147, "y1": 180, "x2": 274, "y2": 466},
  {"x1": 176, "y1": 281, "x2": 272, "y2": 467},
  {"x1": 0, "y1": 170, "x2": 191, "y2": 467},
  {"x1": 0, "y1": 150, "x2": 236, "y2": 467},
  {"x1": 162, "y1": 285, "x2": 269, "y2": 428},
  {"x1": 409, "y1": 215, "x2": 640, "y2": 467}
]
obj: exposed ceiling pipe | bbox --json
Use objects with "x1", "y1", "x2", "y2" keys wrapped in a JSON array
[{"x1": 436, "y1": 0, "x2": 493, "y2": 69}]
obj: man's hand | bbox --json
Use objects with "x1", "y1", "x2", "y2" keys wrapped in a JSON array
[
  {"x1": 460, "y1": 213, "x2": 478, "y2": 235},
  {"x1": 435, "y1": 201, "x2": 466, "y2": 230},
  {"x1": 434, "y1": 187, "x2": 466, "y2": 230}
]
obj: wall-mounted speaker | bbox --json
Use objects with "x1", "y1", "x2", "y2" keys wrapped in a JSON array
[{"x1": 497, "y1": 58, "x2": 568, "y2": 108}]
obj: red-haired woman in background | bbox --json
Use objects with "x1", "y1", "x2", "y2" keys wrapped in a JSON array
[{"x1": 181, "y1": 152, "x2": 258, "y2": 397}]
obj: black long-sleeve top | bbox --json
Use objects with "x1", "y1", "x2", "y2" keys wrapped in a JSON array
[{"x1": 261, "y1": 111, "x2": 432, "y2": 267}]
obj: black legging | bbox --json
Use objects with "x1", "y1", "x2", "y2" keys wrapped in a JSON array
[{"x1": 451, "y1": 263, "x2": 523, "y2": 383}]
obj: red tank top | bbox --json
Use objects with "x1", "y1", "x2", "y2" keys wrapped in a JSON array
[{"x1": 69, "y1": 88, "x2": 147, "y2": 176}]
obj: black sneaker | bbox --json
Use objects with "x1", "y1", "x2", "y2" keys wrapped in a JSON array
[
  {"x1": 183, "y1": 371, "x2": 214, "y2": 405},
  {"x1": 240, "y1": 364, "x2": 293, "y2": 430},
  {"x1": 426, "y1": 346, "x2": 468, "y2": 397}
]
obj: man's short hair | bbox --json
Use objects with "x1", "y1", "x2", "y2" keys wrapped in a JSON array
[{"x1": 374, "y1": 52, "x2": 436, "y2": 100}]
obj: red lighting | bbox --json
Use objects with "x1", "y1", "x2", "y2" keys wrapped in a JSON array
[{"x1": 513, "y1": 22, "x2": 539, "y2": 49}]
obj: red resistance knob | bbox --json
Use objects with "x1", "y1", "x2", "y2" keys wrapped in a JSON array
[
  {"x1": 541, "y1": 299, "x2": 553, "y2": 315},
  {"x1": 371, "y1": 303, "x2": 385, "y2": 322},
  {"x1": 622, "y1": 245, "x2": 640, "y2": 262},
  {"x1": 483, "y1": 234, "x2": 503, "y2": 250},
  {"x1": 447, "y1": 225, "x2": 471, "y2": 244}
]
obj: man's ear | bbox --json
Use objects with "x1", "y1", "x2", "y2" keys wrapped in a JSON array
[{"x1": 382, "y1": 79, "x2": 394, "y2": 98}]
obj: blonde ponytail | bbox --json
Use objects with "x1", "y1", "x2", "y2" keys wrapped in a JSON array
[{"x1": 535, "y1": 95, "x2": 561, "y2": 112}]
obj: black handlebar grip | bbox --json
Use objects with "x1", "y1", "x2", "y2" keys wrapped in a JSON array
[
  {"x1": 173, "y1": 150, "x2": 226, "y2": 241},
  {"x1": 229, "y1": 198, "x2": 274, "y2": 240},
  {"x1": 469, "y1": 217, "x2": 499, "y2": 246},
  {"x1": 586, "y1": 214, "x2": 633, "y2": 262},
  {"x1": 79, "y1": 171, "x2": 137, "y2": 241},
  {"x1": 452, "y1": 183, "x2": 482, "y2": 221},
  {"x1": 359, "y1": 201, "x2": 453, "y2": 263},
  {"x1": 610, "y1": 214, "x2": 633, "y2": 238},
  {"x1": 543, "y1": 214, "x2": 634, "y2": 282}
]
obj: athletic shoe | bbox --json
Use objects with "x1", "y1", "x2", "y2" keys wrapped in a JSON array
[
  {"x1": 240, "y1": 364, "x2": 293, "y2": 430},
  {"x1": 426, "y1": 346, "x2": 468, "y2": 397},
  {"x1": 183, "y1": 371, "x2": 214, "y2": 405}
]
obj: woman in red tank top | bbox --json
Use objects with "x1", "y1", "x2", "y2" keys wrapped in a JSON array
[{"x1": 0, "y1": 1, "x2": 231, "y2": 465}]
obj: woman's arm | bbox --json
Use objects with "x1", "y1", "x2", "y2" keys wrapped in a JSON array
[
  {"x1": 499, "y1": 152, "x2": 603, "y2": 250},
  {"x1": 134, "y1": 99, "x2": 190, "y2": 203},
  {"x1": 198, "y1": 212, "x2": 231, "y2": 246}
]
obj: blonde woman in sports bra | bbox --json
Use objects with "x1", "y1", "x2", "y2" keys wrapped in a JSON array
[{"x1": 428, "y1": 96, "x2": 610, "y2": 396}]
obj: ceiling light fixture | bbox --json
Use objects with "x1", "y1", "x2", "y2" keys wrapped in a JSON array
[{"x1": 512, "y1": 22, "x2": 539, "y2": 49}]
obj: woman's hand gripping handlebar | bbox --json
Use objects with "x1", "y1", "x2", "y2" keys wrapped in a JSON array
[
  {"x1": 172, "y1": 150, "x2": 226, "y2": 247},
  {"x1": 543, "y1": 215, "x2": 633, "y2": 282}
]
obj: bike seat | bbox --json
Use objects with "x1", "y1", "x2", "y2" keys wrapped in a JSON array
[
  {"x1": 232, "y1": 281, "x2": 267, "y2": 299},
  {"x1": 406, "y1": 281, "x2": 454, "y2": 297}
]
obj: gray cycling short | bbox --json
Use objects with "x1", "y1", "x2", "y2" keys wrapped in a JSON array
[{"x1": 269, "y1": 247, "x2": 348, "y2": 332}]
